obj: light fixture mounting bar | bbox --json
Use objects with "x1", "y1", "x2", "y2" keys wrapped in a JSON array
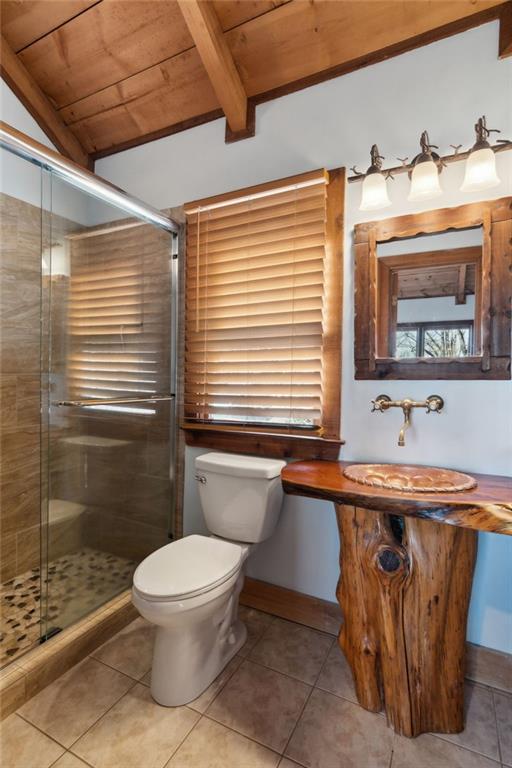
[{"x1": 348, "y1": 140, "x2": 512, "y2": 183}]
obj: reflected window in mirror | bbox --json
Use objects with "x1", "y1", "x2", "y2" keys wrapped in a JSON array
[
  {"x1": 353, "y1": 198, "x2": 511, "y2": 380},
  {"x1": 376, "y1": 228, "x2": 482, "y2": 361}
]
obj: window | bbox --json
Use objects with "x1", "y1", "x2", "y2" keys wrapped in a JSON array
[
  {"x1": 183, "y1": 169, "x2": 344, "y2": 459},
  {"x1": 396, "y1": 320, "x2": 474, "y2": 359},
  {"x1": 67, "y1": 223, "x2": 171, "y2": 416}
]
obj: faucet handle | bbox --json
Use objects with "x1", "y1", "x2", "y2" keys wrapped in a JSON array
[
  {"x1": 425, "y1": 395, "x2": 444, "y2": 413},
  {"x1": 371, "y1": 394, "x2": 392, "y2": 412}
]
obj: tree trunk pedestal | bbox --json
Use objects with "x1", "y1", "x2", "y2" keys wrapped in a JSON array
[{"x1": 335, "y1": 504, "x2": 477, "y2": 738}]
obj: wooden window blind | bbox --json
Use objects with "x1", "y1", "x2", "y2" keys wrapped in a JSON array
[
  {"x1": 183, "y1": 168, "x2": 344, "y2": 458},
  {"x1": 67, "y1": 224, "x2": 171, "y2": 415}
]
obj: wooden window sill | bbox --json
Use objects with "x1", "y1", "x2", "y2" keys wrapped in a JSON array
[{"x1": 182, "y1": 423, "x2": 343, "y2": 460}]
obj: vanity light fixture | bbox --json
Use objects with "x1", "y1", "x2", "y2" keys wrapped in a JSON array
[
  {"x1": 358, "y1": 144, "x2": 392, "y2": 211},
  {"x1": 348, "y1": 120, "x2": 511, "y2": 199},
  {"x1": 461, "y1": 116, "x2": 501, "y2": 192},
  {"x1": 407, "y1": 131, "x2": 443, "y2": 202}
]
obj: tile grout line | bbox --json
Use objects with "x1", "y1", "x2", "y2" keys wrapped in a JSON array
[
  {"x1": 90, "y1": 653, "x2": 150, "y2": 685},
  {"x1": 188, "y1": 654, "x2": 244, "y2": 715},
  {"x1": 12, "y1": 712, "x2": 68, "y2": 754},
  {"x1": 199, "y1": 621, "x2": 274, "y2": 715},
  {"x1": 492, "y1": 688, "x2": 503, "y2": 765},
  {"x1": 48, "y1": 748, "x2": 95, "y2": 768},
  {"x1": 244, "y1": 626, "x2": 337, "y2": 688},
  {"x1": 155, "y1": 708, "x2": 202, "y2": 768},
  {"x1": 64, "y1": 674, "x2": 140, "y2": 756},
  {"x1": 201, "y1": 712, "x2": 283, "y2": 762},
  {"x1": 430, "y1": 727, "x2": 502, "y2": 763},
  {"x1": 202, "y1": 656, "x2": 314, "y2": 756},
  {"x1": 162, "y1": 713, "x2": 205, "y2": 767},
  {"x1": 16, "y1": 671, "x2": 137, "y2": 755},
  {"x1": 279, "y1": 635, "x2": 337, "y2": 763},
  {"x1": 200, "y1": 625, "x2": 339, "y2": 756}
]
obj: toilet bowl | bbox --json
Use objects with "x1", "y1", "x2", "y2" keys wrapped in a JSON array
[{"x1": 132, "y1": 452, "x2": 286, "y2": 707}]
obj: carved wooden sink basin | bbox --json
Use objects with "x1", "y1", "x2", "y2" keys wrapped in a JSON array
[{"x1": 343, "y1": 464, "x2": 477, "y2": 493}]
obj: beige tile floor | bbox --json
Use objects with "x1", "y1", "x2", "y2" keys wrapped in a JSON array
[{"x1": 1, "y1": 606, "x2": 510, "y2": 768}]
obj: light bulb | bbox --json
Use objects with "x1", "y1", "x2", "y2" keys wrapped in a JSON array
[
  {"x1": 461, "y1": 146, "x2": 500, "y2": 191},
  {"x1": 359, "y1": 172, "x2": 391, "y2": 211},
  {"x1": 408, "y1": 159, "x2": 442, "y2": 201}
]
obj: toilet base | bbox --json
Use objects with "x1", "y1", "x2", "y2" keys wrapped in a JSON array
[{"x1": 147, "y1": 573, "x2": 248, "y2": 707}]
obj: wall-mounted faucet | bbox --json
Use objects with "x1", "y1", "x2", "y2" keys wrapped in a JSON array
[{"x1": 371, "y1": 394, "x2": 444, "y2": 447}]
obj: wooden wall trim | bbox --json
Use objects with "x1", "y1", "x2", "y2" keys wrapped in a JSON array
[
  {"x1": 0, "y1": 34, "x2": 90, "y2": 168},
  {"x1": 240, "y1": 576, "x2": 512, "y2": 693},
  {"x1": 183, "y1": 423, "x2": 343, "y2": 461},
  {"x1": 240, "y1": 576, "x2": 341, "y2": 636},
  {"x1": 321, "y1": 167, "x2": 344, "y2": 441}
]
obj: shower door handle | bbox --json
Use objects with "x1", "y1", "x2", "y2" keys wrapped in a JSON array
[{"x1": 54, "y1": 394, "x2": 175, "y2": 407}]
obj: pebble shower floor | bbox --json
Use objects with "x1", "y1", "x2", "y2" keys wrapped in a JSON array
[{"x1": 0, "y1": 548, "x2": 135, "y2": 667}]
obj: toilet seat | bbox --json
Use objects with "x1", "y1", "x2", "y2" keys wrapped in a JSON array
[{"x1": 133, "y1": 534, "x2": 243, "y2": 602}]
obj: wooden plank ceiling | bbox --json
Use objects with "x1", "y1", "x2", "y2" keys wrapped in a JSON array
[{"x1": 1, "y1": 0, "x2": 510, "y2": 168}]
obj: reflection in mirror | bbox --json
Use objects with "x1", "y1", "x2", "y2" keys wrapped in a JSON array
[{"x1": 376, "y1": 227, "x2": 482, "y2": 360}]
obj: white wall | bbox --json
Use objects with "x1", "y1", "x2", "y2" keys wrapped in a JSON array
[
  {"x1": 0, "y1": 80, "x2": 135, "y2": 227},
  {"x1": 92, "y1": 22, "x2": 512, "y2": 653},
  {"x1": 397, "y1": 295, "x2": 475, "y2": 323}
]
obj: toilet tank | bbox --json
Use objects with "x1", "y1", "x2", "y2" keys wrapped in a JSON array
[{"x1": 195, "y1": 452, "x2": 286, "y2": 543}]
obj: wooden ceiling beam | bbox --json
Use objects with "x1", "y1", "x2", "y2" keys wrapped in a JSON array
[
  {"x1": 499, "y1": 1, "x2": 512, "y2": 56},
  {"x1": 177, "y1": 0, "x2": 251, "y2": 139},
  {"x1": 0, "y1": 34, "x2": 90, "y2": 167}
]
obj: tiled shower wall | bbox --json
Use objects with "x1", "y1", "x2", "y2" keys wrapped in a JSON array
[
  {"x1": 0, "y1": 192, "x2": 80, "y2": 582},
  {"x1": 0, "y1": 193, "x2": 42, "y2": 582}
]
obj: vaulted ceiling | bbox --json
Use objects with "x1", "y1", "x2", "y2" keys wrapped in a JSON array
[{"x1": 1, "y1": 0, "x2": 511, "y2": 169}]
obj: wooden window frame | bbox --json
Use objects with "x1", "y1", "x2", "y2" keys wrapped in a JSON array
[
  {"x1": 354, "y1": 197, "x2": 512, "y2": 380},
  {"x1": 182, "y1": 168, "x2": 345, "y2": 460}
]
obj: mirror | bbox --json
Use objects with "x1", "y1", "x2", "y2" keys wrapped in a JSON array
[
  {"x1": 376, "y1": 228, "x2": 482, "y2": 360},
  {"x1": 353, "y1": 197, "x2": 511, "y2": 380}
]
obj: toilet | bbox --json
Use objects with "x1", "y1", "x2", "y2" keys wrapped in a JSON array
[{"x1": 132, "y1": 452, "x2": 286, "y2": 707}]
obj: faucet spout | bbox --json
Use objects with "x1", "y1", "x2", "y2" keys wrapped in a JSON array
[{"x1": 398, "y1": 405, "x2": 411, "y2": 447}]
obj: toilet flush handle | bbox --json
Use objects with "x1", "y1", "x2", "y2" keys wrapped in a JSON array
[{"x1": 195, "y1": 474, "x2": 207, "y2": 484}]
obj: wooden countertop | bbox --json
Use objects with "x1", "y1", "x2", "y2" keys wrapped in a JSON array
[{"x1": 281, "y1": 461, "x2": 512, "y2": 535}]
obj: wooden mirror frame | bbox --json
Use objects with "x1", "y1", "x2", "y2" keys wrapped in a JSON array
[{"x1": 354, "y1": 197, "x2": 512, "y2": 380}]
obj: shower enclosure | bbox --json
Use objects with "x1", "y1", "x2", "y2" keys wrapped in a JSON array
[{"x1": 0, "y1": 124, "x2": 179, "y2": 667}]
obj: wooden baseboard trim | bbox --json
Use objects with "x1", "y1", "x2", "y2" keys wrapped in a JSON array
[
  {"x1": 240, "y1": 577, "x2": 512, "y2": 693},
  {"x1": 240, "y1": 577, "x2": 341, "y2": 636}
]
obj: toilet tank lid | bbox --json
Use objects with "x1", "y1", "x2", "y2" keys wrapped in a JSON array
[{"x1": 195, "y1": 452, "x2": 286, "y2": 479}]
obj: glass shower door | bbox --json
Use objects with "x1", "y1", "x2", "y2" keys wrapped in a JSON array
[{"x1": 42, "y1": 171, "x2": 176, "y2": 636}]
